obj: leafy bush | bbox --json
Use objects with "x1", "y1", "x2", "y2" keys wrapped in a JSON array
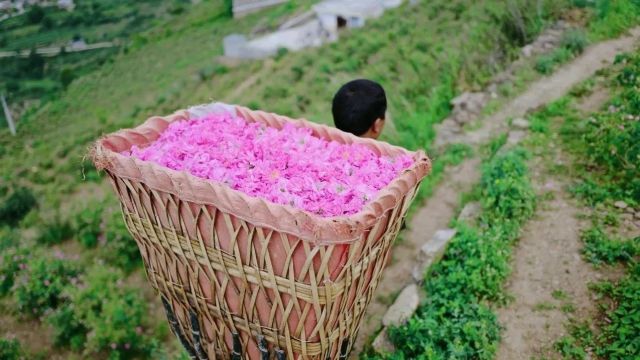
[
  {"x1": 590, "y1": 263, "x2": 640, "y2": 360},
  {"x1": 373, "y1": 149, "x2": 535, "y2": 359},
  {"x1": 36, "y1": 216, "x2": 74, "y2": 245},
  {"x1": 561, "y1": 29, "x2": 588, "y2": 54},
  {"x1": 582, "y1": 227, "x2": 639, "y2": 266},
  {"x1": 0, "y1": 245, "x2": 27, "y2": 297},
  {"x1": 0, "y1": 338, "x2": 24, "y2": 360},
  {"x1": 535, "y1": 48, "x2": 573, "y2": 74},
  {"x1": 100, "y1": 209, "x2": 140, "y2": 272},
  {"x1": 563, "y1": 52, "x2": 640, "y2": 203},
  {"x1": 48, "y1": 266, "x2": 153, "y2": 358},
  {"x1": 0, "y1": 186, "x2": 37, "y2": 226},
  {"x1": 74, "y1": 203, "x2": 103, "y2": 248},
  {"x1": 13, "y1": 256, "x2": 79, "y2": 317},
  {"x1": 410, "y1": 143, "x2": 473, "y2": 215},
  {"x1": 588, "y1": 0, "x2": 640, "y2": 39}
]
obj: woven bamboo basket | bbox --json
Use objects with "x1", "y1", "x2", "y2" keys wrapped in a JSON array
[{"x1": 92, "y1": 102, "x2": 431, "y2": 360}]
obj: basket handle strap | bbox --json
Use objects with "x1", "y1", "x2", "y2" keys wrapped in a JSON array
[{"x1": 161, "y1": 297, "x2": 197, "y2": 359}]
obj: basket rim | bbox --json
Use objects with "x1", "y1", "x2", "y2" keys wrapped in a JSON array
[{"x1": 92, "y1": 102, "x2": 431, "y2": 244}]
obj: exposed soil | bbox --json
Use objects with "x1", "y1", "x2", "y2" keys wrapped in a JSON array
[
  {"x1": 495, "y1": 78, "x2": 627, "y2": 359},
  {"x1": 495, "y1": 177, "x2": 601, "y2": 360},
  {"x1": 353, "y1": 158, "x2": 481, "y2": 352}
]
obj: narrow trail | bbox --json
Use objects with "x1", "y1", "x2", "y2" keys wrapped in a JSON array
[
  {"x1": 496, "y1": 177, "x2": 600, "y2": 359},
  {"x1": 353, "y1": 158, "x2": 481, "y2": 352},
  {"x1": 464, "y1": 27, "x2": 640, "y2": 146},
  {"x1": 352, "y1": 28, "x2": 640, "y2": 355},
  {"x1": 496, "y1": 83, "x2": 621, "y2": 359}
]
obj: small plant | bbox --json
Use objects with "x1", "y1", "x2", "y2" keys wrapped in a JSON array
[
  {"x1": 561, "y1": 29, "x2": 588, "y2": 55},
  {"x1": 535, "y1": 48, "x2": 573, "y2": 74},
  {"x1": 581, "y1": 227, "x2": 639, "y2": 266},
  {"x1": 74, "y1": 203, "x2": 104, "y2": 248},
  {"x1": 13, "y1": 256, "x2": 80, "y2": 317},
  {"x1": 0, "y1": 187, "x2": 37, "y2": 226},
  {"x1": 100, "y1": 209, "x2": 141, "y2": 272},
  {"x1": 0, "y1": 338, "x2": 24, "y2": 360},
  {"x1": 36, "y1": 216, "x2": 74, "y2": 245},
  {"x1": 49, "y1": 266, "x2": 153, "y2": 357},
  {"x1": 0, "y1": 245, "x2": 27, "y2": 297}
]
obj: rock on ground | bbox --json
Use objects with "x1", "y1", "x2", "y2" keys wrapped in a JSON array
[{"x1": 382, "y1": 284, "x2": 421, "y2": 327}]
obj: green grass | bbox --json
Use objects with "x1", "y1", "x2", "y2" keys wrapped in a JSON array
[{"x1": 585, "y1": 0, "x2": 640, "y2": 40}]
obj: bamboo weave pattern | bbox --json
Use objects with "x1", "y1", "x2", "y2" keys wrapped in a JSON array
[{"x1": 93, "y1": 104, "x2": 430, "y2": 359}]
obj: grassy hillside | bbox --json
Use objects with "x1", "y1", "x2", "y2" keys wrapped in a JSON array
[
  {"x1": 2, "y1": 0, "x2": 639, "y2": 358},
  {"x1": 0, "y1": 0, "x2": 210, "y2": 120}
]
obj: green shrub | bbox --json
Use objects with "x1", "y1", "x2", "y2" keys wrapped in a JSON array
[
  {"x1": 377, "y1": 149, "x2": 535, "y2": 359},
  {"x1": 590, "y1": 264, "x2": 640, "y2": 360},
  {"x1": 561, "y1": 29, "x2": 588, "y2": 54},
  {"x1": 0, "y1": 245, "x2": 27, "y2": 297},
  {"x1": 588, "y1": 0, "x2": 640, "y2": 39},
  {"x1": 0, "y1": 187, "x2": 37, "y2": 226},
  {"x1": 14, "y1": 256, "x2": 80, "y2": 317},
  {"x1": 49, "y1": 266, "x2": 152, "y2": 358},
  {"x1": 100, "y1": 209, "x2": 140, "y2": 272},
  {"x1": 563, "y1": 52, "x2": 640, "y2": 203},
  {"x1": 0, "y1": 338, "x2": 24, "y2": 360},
  {"x1": 582, "y1": 227, "x2": 639, "y2": 266},
  {"x1": 74, "y1": 204, "x2": 103, "y2": 248},
  {"x1": 36, "y1": 216, "x2": 74, "y2": 245},
  {"x1": 535, "y1": 48, "x2": 573, "y2": 74}
]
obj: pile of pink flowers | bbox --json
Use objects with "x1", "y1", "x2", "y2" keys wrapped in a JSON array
[{"x1": 125, "y1": 112, "x2": 413, "y2": 217}]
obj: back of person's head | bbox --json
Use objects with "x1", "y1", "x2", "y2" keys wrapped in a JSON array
[{"x1": 332, "y1": 79, "x2": 387, "y2": 138}]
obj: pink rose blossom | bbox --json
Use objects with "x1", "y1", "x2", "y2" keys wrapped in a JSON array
[{"x1": 125, "y1": 113, "x2": 413, "y2": 217}]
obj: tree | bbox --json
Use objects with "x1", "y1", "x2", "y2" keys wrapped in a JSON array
[
  {"x1": 60, "y1": 68, "x2": 75, "y2": 88},
  {"x1": 27, "y1": 5, "x2": 46, "y2": 24},
  {"x1": 22, "y1": 50, "x2": 45, "y2": 78}
]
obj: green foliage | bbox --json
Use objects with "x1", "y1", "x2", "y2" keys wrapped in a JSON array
[
  {"x1": 481, "y1": 149, "x2": 535, "y2": 221},
  {"x1": 27, "y1": 5, "x2": 46, "y2": 24},
  {"x1": 563, "y1": 51, "x2": 640, "y2": 204},
  {"x1": 0, "y1": 186, "x2": 37, "y2": 226},
  {"x1": 535, "y1": 47, "x2": 573, "y2": 74},
  {"x1": 581, "y1": 226, "x2": 639, "y2": 266},
  {"x1": 48, "y1": 266, "x2": 153, "y2": 358},
  {"x1": 555, "y1": 49, "x2": 640, "y2": 360},
  {"x1": 587, "y1": 0, "x2": 640, "y2": 40},
  {"x1": 100, "y1": 209, "x2": 140, "y2": 272},
  {"x1": 13, "y1": 256, "x2": 80, "y2": 317},
  {"x1": 410, "y1": 144, "x2": 473, "y2": 215},
  {"x1": 0, "y1": 244, "x2": 27, "y2": 297},
  {"x1": 555, "y1": 335, "x2": 588, "y2": 359},
  {"x1": 590, "y1": 264, "x2": 640, "y2": 360},
  {"x1": 36, "y1": 216, "x2": 74, "y2": 245},
  {"x1": 372, "y1": 149, "x2": 535, "y2": 359},
  {"x1": 561, "y1": 29, "x2": 588, "y2": 54},
  {"x1": 0, "y1": 338, "x2": 24, "y2": 360},
  {"x1": 60, "y1": 68, "x2": 75, "y2": 89},
  {"x1": 74, "y1": 203, "x2": 104, "y2": 248}
]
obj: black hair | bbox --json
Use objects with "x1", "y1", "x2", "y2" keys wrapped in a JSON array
[{"x1": 332, "y1": 79, "x2": 387, "y2": 136}]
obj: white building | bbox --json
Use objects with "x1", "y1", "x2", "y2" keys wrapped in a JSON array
[
  {"x1": 224, "y1": 0, "x2": 403, "y2": 59},
  {"x1": 57, "y1": 0, "x2": 75, "y2": 11}
]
